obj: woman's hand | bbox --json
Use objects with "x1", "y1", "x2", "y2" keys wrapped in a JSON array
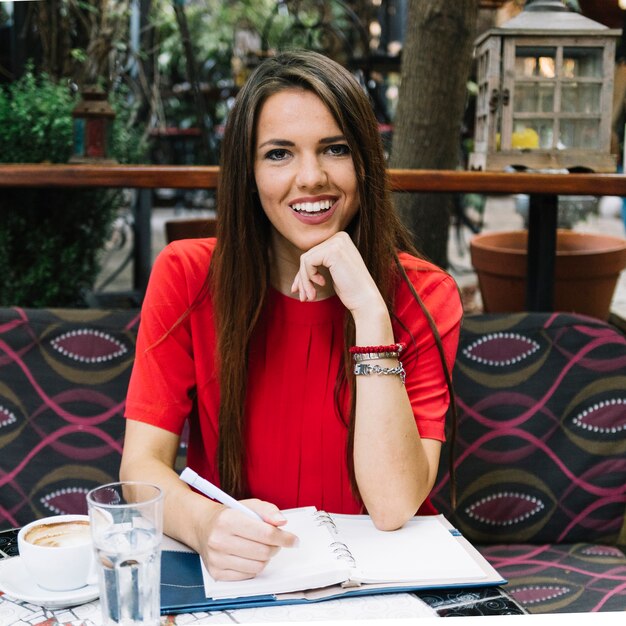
[
  {"x1": 121, "y1": 422, "x2": 298, "y2": 582},
  {"x1": 290, "y1": 232, "x2": 385, "y2": 318},
  {"x1": 199, "y1": 498, "x2": 299, "y2": 581}
]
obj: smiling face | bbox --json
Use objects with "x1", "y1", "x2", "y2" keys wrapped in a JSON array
[{"x1": 253, "y1": 88, "x2": 359, "y2": 268}]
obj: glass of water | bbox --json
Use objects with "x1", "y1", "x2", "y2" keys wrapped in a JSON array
[{"x1": 87, "y1": 481, "x2": 163, "y2": 625}]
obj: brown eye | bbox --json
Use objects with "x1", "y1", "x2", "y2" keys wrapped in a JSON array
[
  {"x1": 326, "y1": 144, "x2": 350, "y2": 156},
  {"x1": 266, "y1": 149, "x2": 290, "y2": 161}
]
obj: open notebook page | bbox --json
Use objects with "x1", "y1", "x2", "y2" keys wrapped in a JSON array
[
  {"x1": 332, "y1": 514, "x2": 487, "y2": 584},
  {"x1": 200, "y1": 506, "x2": 350, "y2": 600}
]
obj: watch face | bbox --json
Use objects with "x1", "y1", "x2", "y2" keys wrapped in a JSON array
[{"x1": 0, "y1": 527, "x2": 19, "y2": 559}]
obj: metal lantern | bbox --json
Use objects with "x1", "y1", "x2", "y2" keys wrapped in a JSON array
[
  {"x1": 71, "y1": 85, "x2": 116, "y2": 163},
  {"x1": 469, "y1": 0, "x2": 621, "y2": 172}
]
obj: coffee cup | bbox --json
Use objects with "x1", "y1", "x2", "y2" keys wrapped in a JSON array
[{"x1": 17, "y1": 514, "x2": 96, "y2": 591}]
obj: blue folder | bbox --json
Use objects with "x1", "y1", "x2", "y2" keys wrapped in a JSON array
[{"x1": 159, "y1": 550, "x2": 507, "y2": 614}]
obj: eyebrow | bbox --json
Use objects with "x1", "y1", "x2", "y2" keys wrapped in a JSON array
[{"x1": 257, "y1": 135, "x2": 346, "y2": 150}]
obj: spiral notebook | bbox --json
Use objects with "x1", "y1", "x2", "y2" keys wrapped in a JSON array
[{"x1": 160, "y1": 507, "x2": 505, "y2": 613}]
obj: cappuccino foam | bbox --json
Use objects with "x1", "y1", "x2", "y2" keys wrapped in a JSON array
[{"x1": 25, "y1": 520, "x2": 91, "y2": 548}]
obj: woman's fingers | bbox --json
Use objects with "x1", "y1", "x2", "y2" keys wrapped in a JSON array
[
  {"x1": 291, "y1": 238, "x2": 348, "y2": 302},
  {"x1": 290, "y1": 274, "x2": 305, "y2": 301},
  {"x1": 207, "y1": 553, "x2": 271, "y2": 581},
  {"x1": 206, "y1": 532, "x2": 282, "y2": 579},
  {"x1": 291, "y1": 270, "x2": 320, "y2": 302},
  {"x1": 292, "y1": 232, "x2": 382, "y2": 311},
  {"x1": 242, "y1": 498, "x2": 289, "y2": 528},
  {"x1": 202, "y1": 504, "x2": 298, "y2": 581}
]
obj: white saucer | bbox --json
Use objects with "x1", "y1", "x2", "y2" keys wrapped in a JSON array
[{"x1": 0, "y1": 556, "x2": 99, "y2": 609}]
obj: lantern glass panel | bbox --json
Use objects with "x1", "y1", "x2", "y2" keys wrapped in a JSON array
[
  {"x1": 562, "y1": 47, "x2": 603, "y2": 78},
  {"x1": 560, "y1": 118, "x2": 600, "y2": 149},
  {"x1": 514, "y1": 82, "x2": 554, "y2": 113},
  {"x1": 513, "y1": 119, "x2": 553, "y2": 149},
  {"x1": 478, "y1": 83, "x2": 487, "y2": 113},
  {"x1": 515, "y1": 47, "x2": 556, "y2": 78},
  {"x1": 476, "y1": 114, "x2": 488, "y2": 144},
  {"x1": 478, "y1": 50, "x2": 489, "y2": 77},
  {"x1": 561, "y1": 83, "x2": 601, "y2": 114}
]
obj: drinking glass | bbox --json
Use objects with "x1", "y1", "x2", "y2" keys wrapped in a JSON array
[{"x1": 87, "y1": 481, "x2": 163, "y2": 625}]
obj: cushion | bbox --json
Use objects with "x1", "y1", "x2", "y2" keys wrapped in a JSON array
[
  {"x1": 0, "y1": 307, "x2": 139, "y2": 528},
  {"x1": 478, "y1": 543, "x2": 626, "y2": 613},
  {"x1": 432, "y1": 312, "x2": 626, "y2": 545}
]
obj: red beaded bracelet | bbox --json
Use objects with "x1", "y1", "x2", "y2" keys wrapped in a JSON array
[{"x1": 349, "y1": 342, "x2": 405, "y2": 355}]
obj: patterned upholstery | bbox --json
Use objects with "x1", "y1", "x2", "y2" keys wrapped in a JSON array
[
  {"x1": 480, "y1": 543, "x2": 626, "y2": 613},
  {"x1": 2, "y1": 307, "x2": 625, "y2": 613},
  {"x1": 432, "y1": 312, "x2": 626, "y2": 613},
  {"x1": 0, "y1": 307, "x2": 139, "y2": 529}
]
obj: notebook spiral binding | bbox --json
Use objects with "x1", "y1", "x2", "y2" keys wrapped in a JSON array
[
  {"x1": 314, "y1": 511, "x2": 338, "y2": 533},
  {"x1": 330, "y1": 541, "x2": 356, "y2": 567},
  {"x1": 314, "y1": 511, "x2": 357, "y2": 568}
]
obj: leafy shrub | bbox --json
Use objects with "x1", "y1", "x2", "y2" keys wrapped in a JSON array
[
  {"x1": 0, "y1": 70, "x2": 75, "y2": 163},
  {"x1": 0, "y1": 188, "x2": 120, "y2": 307},
  {"x1": 0, "y1": 69, "x2": 145, "y2": 307}
]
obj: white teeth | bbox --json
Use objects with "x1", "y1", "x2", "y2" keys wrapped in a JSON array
[{"x1": 291, "y1": 200, "x2": 333, "y2": 213}]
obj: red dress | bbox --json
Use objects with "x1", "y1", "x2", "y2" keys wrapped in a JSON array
[{"x1": 125, "y1": 238, "x2": 462, "y2": 515}]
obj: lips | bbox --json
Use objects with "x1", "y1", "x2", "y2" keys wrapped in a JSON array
[{"x1": 289, "y1": 197, "x2": 338, "y2": 224}]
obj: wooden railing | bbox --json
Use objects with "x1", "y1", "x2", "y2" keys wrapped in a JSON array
[
  {"x1": 2, "y1": 163, "x2": 626, "y2": 194},
  {"x1": 2, "y1": 163, "x2": 625, "y2": 309}
]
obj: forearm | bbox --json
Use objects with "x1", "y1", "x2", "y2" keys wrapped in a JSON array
[
  {"x1": 119, "y1": 427, "x2": 222, "y2": 554},
  {"x1": 352, "y1": 307, "x2": 437, "y2": 530},
  {"x1": 120, "y1": 420, "x2": 298, "y2": 581}
]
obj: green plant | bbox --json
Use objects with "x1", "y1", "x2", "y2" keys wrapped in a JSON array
[
  {"x1": 0, "y1": 69, "x2": 146, "y2": 307},
  {"x1": 0, "y1": 70, "x2": 75, "y2": 163}
]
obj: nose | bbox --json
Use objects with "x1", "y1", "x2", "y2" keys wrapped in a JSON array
[{"x1": 295, "y1": 153, "x2": 328, "y2": 190}]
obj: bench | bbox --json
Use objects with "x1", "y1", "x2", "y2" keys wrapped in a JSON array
[{"x1": 1, "y1": 306, "x2": 625, "y2": 613}]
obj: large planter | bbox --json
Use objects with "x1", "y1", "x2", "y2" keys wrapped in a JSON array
[{"x1": 470, "y1": 230, "x2": 626, "y2": 320}]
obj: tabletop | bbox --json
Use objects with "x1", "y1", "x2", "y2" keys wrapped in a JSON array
[
  {"x1": 0, "y1": 526, "x2": 525, "y2": 625},
  {"x1": 0, "y1": 586, "x2": 525, "y2": 625}
]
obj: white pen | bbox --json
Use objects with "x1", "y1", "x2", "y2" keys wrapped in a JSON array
[{"x1": 180, "y1": 467, "x2": 263, "y2": 521}]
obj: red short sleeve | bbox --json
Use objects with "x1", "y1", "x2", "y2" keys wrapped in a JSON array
[
  {"x1": 125, "y1": 239, "x2": 217, "y2": 436},
  {"x1": 394, "y1": 254, "x2": 463, "y2": 441}
]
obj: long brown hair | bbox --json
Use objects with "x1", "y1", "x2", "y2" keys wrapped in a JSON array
[{"x1": 210, "y1": 50, "x2": 455, "y2": 501}]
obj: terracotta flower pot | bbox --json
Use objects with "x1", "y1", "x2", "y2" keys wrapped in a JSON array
[{"x1": 469, "y1": 229, "x2": 626, "y2": 320}]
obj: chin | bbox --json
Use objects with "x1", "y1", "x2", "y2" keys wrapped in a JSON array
[{"x1": 294, "y1": 233, "x2": 337, "y2": 252}]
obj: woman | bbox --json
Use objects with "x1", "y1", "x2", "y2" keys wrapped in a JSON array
[{"x1": 120, "y1": 50, "x2": 462, "y2": 582}]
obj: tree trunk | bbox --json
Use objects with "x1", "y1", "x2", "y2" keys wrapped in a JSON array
[
  {"x1": 173, "y1": 1, "x2": 216, "y2": 164},
  {"x1": 389, "y1": 0, "x2": 478, "y2": 268}
]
